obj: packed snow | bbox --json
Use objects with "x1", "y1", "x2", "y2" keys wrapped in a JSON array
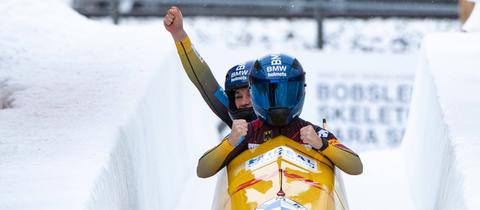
[
  {"x1": 403, "y1": 31, "x2": 480, "y2": 210},
  {"x1": 1, "y1": 0, "x2": 479, "y2": 210}
]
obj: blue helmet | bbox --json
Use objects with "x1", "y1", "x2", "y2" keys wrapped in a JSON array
[
  {"x1": 224, "y1": 61, "x2": 257, "y2": 122},
  {"x1": 249, "y1": 54, "x2": 306, "y2": 126}
]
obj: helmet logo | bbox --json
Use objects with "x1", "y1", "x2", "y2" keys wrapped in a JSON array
[
  {"x1": 236, "y1": 64, "x2": 246, "y2": 70},
  {"x1": 267, "y1": 55, "x2": 287, "y2": 77},
  {"x1": 266, "y1": 65, "x2": 287, "y2": 77},
  {"x1": 230, "y1": 67, "x2": 249, "y2": 82},
  {"x1": 270, "y1": 54, "x2": 282, "y2": 65}
]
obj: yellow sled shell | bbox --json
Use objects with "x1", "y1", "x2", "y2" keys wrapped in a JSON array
[{"x1": 212, "y1": 135, "x2": 349, "y2": 210}]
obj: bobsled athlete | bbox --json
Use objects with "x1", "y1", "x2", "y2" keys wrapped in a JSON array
[
  {"x1": 197, "y1": 54, "x2": 363, "y2": 178},
  {"x1": 163, "y1": 6, "x2": 256, "y2": 126}
]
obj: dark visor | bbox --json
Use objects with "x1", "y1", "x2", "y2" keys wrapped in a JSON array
[{"x1": 251, "y1": 75, "x2": 304, "y2": 109}]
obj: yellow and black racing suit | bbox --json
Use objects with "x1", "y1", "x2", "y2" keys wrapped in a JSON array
[
  {"x1": 197, "y1": 118, "x2": 363, "y2": 178},
  {"x1": 175, "y1": 36, "x2": 232, "y2": 127},
  {"x1": 174, "y1": 37, "x2": 362, "y2": 178}
]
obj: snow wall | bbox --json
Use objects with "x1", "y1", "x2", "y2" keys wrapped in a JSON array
[
  {"x1": 0, "y1": 0, "x2": 218, "y2": 209},
  {"x1": 86, "y1": 55, "x2": 219, "y2": 210},
  {"x1": 403, "y1": 31, "x2": 480, "y2": 210}
]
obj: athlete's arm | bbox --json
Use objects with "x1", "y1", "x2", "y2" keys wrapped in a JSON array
[
  {"x1": 164, "y1": 6, "x2": 232, "y2": 127},
  {"x1": 197, "y1": 120, "x2": 248, "y2": 178},
  {"x1": 302, "y1": 123, "x2": 363, "y2": 175},
  {"x1": 319, "y1": 131, "x2": 363, "y2": 175},
  {"x1": 197, "y1": 138, "x2": 234, "y2": 178}
]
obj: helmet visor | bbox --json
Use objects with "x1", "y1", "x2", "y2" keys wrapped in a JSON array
[{"x1": 251, "y1": 76, "x2": 305, "y2": 110}]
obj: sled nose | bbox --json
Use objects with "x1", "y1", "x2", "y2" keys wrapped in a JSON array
[{"x1": 255, "y1": 197, "x2": 307, "y2": 210}]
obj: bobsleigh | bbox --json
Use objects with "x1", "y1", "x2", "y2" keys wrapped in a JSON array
[{"x1": 211, "y1": 135, "x2": 349, "y2": 210}]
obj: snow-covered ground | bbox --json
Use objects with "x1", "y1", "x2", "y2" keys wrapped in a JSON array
[{"x1": 1, "y1": 0, "x2": 479, "y2": 210}]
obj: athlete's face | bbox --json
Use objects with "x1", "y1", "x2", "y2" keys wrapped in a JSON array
[{"x1": 234, "y1": 87, "x2": 252, "y2": 109}]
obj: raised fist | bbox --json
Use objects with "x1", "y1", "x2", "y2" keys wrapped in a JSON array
[
  {"x1": 228, "y1": 119, "x2": 248, "y2": 146},
  {"x1": 163, "y1": 6, "x2": 187, "y2": 41}
]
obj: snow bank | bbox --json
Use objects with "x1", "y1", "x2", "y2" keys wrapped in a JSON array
[
  {"x1": 403, "y1": 32, "x2": 480, "y2": 209},
  {"x1": 0, "y1": 1, "x2": 218, "y2": 209}
]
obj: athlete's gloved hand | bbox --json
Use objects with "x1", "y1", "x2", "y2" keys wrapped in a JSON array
[
  {"x1": 228, "y1": 119, "x2": 248, "y2": 147},
  {"x1": 300, "y1": 125, "x2": 323, "y2": 150},
  {"x1": 163, "y1": 6, "x2": 187, "y2": 41}
]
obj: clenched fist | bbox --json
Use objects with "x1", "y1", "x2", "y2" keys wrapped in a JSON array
[
  {"x1": 300, "y1": 125, "x2": 323, "y2": 149},
  {"x1": 163, "y1": 6, "x2": 187, "y2": 41},
  {"x1": 228, "y1": 119, "x2": 248, "y2": 146}
]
